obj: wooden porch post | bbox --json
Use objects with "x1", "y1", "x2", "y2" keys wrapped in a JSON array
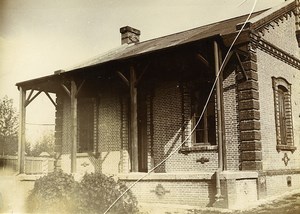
[
  {"x1": 70, "y1": 80, "x2": 78, "y2": 173},
  {"x1": 130, "y1": 66, "x2": 139, "y2": 172},
  {"x1": 18, "y1": 87, "x2": 26, "y2": 174}
]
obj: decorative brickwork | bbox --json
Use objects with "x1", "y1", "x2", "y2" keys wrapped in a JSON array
[
  {"x1": 181, "y1": 82, "x2": 192, "y2": 147},
  {"x1": 237, "y1": 43, "x2": 262, "y2": 171}
]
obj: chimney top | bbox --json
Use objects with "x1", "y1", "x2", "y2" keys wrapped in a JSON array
[{"x1": 120, "y1": 26, "x2": 140, "y2": 45}]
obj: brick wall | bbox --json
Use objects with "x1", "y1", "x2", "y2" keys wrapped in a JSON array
[
  {"x1": 120, "y1": 173, "x2": 216, "y2": 207},
  {"x1": 265, "y1": 173, "x2": 300, "y2": 196},
  {"x1": 59, "y1": 81, "x2": 127, "y2": 174},
  {"x1": 254, "y1": 10, "x2": 300, "y2": 199},
  {"x1": 59, "y1": 77, "x2": 241, "y2": 174},
  {"x1": 97, "y1": 84, "x2": 124, "y2": 174},
  {"x1": 152, "y1": 81, "x2": 219, "y2": 173},
  {"x1": 129, "y1": 180, "x2": 214, "y2": 207},
  {"x1": 256, "y1": 12, "x2": 300, "y2": 171},
  {"x1": 223, "y1": 69, "x2": 240, "y2": 170},
  {"x1": 61, "y1": 95, "x2": 71, "y2": 155},
  {"x1": 257, "y1": 50, "x2": 300, "y2": 170}
]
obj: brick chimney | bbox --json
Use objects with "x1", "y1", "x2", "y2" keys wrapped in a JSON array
[{"x1": 120, "y1": 26, "x2": 140, "y2": 45}]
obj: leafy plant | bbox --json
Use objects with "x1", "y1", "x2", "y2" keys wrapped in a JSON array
[
  {"x1": 27, "y1": 171, "x2": 139, "y2": 214},
  {"x1": 74, "y1": 172, "x2": 139, "y2": 214},
  {"x1": 26, "y1": 170, "x2": 76, "y2": 213}
]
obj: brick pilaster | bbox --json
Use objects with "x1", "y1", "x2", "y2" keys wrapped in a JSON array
[{"x1": 237, "y1": 44, "x2": 262, "y2": 171}]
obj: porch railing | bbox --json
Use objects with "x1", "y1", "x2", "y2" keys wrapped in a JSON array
[{"x1": 0, "y1": 155, "x2": 54, "y2": 175}]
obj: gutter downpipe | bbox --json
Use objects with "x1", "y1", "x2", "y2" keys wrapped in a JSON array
[{"x1": 214, "y1": 40, "x2": 224, "y2": 201}]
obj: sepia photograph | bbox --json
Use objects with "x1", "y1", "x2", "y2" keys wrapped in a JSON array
[{"x1": 0, "y1": 0, "x2": 300, "y2": 213}]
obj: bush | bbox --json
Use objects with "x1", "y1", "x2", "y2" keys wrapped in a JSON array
[
  {"x1": 74, "y1": 173, "x2": 139, "y2": 214},
  {"x1": 26, "y1": 170, "x2": 76, "y2": 213},
  {"x1": 27, "y1": 171, "x2": 139, "y2": 214}
]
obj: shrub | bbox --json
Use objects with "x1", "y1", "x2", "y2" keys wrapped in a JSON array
[
  {"x1": 27, "y1": 171, "x2": 139, "y2": 214},
  {"x1": 26, "y1": 170, "x2": 76, "y2": 213},
  {"x1": 74, "y1": 172, "x2": 139, "y2": 214}
]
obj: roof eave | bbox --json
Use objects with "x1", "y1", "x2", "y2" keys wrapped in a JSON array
[
  {"x1": 15, "y1": 34, "x2": 222, "y2": 91},
  {"x1": 64, "y1": 34, "x2": 222, "y2": 72},
  {"x1": 236, "y1": 0, "x2": 296, "y2": 31}
]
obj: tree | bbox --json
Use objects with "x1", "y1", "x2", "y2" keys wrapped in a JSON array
[
  {"x1": 28, "y1": 131, "x2": 54, "y2": 157},
  {"x1": 0, "y1": 96, "x2": 18, "y2": 155}
]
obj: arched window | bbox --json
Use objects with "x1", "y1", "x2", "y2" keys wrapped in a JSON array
[{"x1": 272, "y1": 77, "x2": 296, "y2": 152}]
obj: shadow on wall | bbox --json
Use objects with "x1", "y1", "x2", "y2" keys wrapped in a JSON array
[{"x1": 155, "y1": 126, "x2": 184, "y2": 173}]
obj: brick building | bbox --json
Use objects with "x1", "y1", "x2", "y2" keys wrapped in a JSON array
[{"x1": 16, "y1": 0, "x2": 300, "y2": 209}]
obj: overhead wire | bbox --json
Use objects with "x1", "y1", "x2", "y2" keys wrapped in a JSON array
[{"x1": 103, "y1": 0, "x2": 258, "y2": 213}]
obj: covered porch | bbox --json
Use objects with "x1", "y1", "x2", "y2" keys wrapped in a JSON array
[
  {"x1": 16, "y1": 38, "x2": 230, "y2": 175},
  {"x1": 15, "y1": 24, "x2": 257, "y2": 208}
]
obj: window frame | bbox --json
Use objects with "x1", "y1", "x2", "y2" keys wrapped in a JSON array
[
  {"x1": 179, "y1": 84, "x2": 218, "y2": 154},
  {"x1": 191, "y1": 98, "x2": 216, "y2": 146},
  {"x1": 190, "y1": 86, "x2": 217, "y2": 147},
  {"x1": 272, "y1": 77, "x2": 296, "y2": 153}
]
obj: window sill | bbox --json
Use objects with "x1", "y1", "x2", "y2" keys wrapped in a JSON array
[
  {"x1": 76, "y1": 153, "x2": 89, "y2": 157},
  {"x1": 76, "y1": 152, "x2": 100, "y2": 158},
  {"x1": 276, "y1": 145, "x2": 297, "y2": 153},
  {"x1": 179, "y1": 145, "x2": 218, "y2": 154}
]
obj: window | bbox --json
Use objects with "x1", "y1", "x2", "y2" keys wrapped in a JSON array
[
  {"x1": 272, "y1": 77, "x2": 296, "y2": 152},
  {"x1": 78, "y1": 98, "x2": 96, "y2": 153},
  {"x1": 191, "y1": 89, "x2": 216, "y2": 145}
]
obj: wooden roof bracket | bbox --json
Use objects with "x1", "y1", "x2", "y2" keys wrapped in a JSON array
[
  {"x1": 116, "y1": 61, "x2": 150, "y2": 88},
  {"x1": 196, "y1": 53, "x2": 210, "y2": 68},
  {"x1": 219, "y1": 50, "x2": 234, "y2": 74},
  {"x1": 25, "y1": 90, "x2": 42, "y2": 107},
  {"x1": 61, "y1": 83, "x2": 71, "y2": 97},
  {"x1": 44, "y1": 91, "x2": 57, "y2": 108},
  {"x1": 117, "y1": 71, "x2": 129, "y2": 87},
  {"x1": 24, "y1": 88, "x2": 57, "y2": 108},
  {"x1": 135, "y1": 62, "x2": 150, "y2": 87},
  {"x1": 234, "y1": 51, "x2": 249, "y2": 81},
  {"x1": 75, "y1": 79, "x2": 86, "y2": 97}
]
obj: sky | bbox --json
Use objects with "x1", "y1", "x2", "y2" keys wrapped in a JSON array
[{"x1": 0, "y1": 0, "x2": 285, "y2": 142}]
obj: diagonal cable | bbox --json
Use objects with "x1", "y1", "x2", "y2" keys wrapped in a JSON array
[{"x1": 104, "y1": 0, "x2": 257, "y2": 213}]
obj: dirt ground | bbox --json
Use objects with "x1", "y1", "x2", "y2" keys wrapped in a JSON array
[{"x1": 139, "y1": 191, "x2": 300, "y2": 214}]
